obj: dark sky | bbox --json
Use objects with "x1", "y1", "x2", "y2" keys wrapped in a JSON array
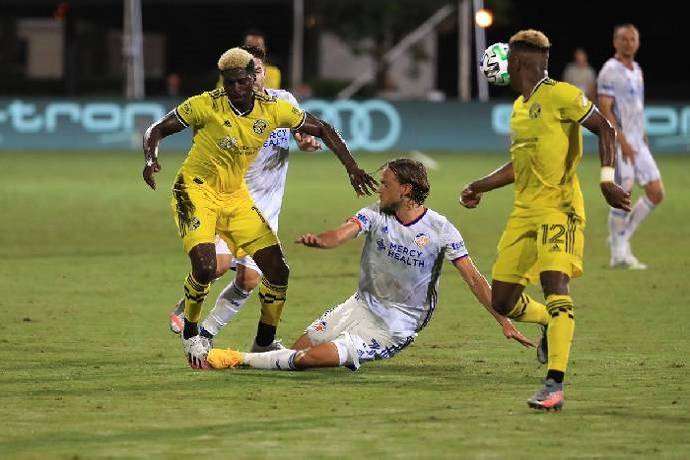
[{"x1": 485, "y1": 0, "x2": 689, "y2": 100}]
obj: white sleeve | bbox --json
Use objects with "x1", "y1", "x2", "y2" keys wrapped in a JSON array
[
  {"x1": 349, "y1": 205, "x2": 379, "y2": 236},
  {"x1": 597, "y1": 65, "x2": 616, "y2": 97},
  {"x1": 442, "y1": 220, "x2": 469, "y2": 262}
]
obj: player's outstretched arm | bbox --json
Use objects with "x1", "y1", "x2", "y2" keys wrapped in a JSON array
[
  {"x1": 142, "y1": 111, "x2": 186, "y2": 190},
  {"x1": 295, "y1": 220, "x2": 360, "y2": 249},
  {"x1": 459, "y1": 161, "x2": 515, "y2": 208},
  {"x1": 453, "y1": 256, "x2": 535, "y2": 348},
  {"x1": 582, "y1": 108, "x2": 631, "y2": 211},
  {"x1": 296, "y1": 113, "x2": 377, "y2": 196}
]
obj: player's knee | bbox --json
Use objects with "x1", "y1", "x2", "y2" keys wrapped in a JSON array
[
  {"x1": 647, "y1": 186, "x2": 664, "y2": 205},
  {"x1": 235, "y1": 265, "x2": 261, "y2": 291},
  {"x1": 265, "y1": 257, "x2": 290, "y2": 285},
  {"x1": 491, "y1": 298, "x2": 513, "y2": 316}
]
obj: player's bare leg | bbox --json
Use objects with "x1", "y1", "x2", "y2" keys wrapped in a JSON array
[
  {"x1": 623, "y1": 178, "x2": 664, "y2": 269},
  {"x1": 200, "y1": 264, "x2": 260, "y2": 339},
  {"x1": 170, "y1": 253, "x2": 232, "y2": 334},
  {"x1": 492, "y1": 280, "x2": 549, "y2": 363},
  {"x1": 180, "y1": 243, "x2": 217, "y2": 368},
  {"x1": 207, "y1": 340, "x2": 341, "y2": 370},
  {"x1": 251, "y1": 244, "x2": 290, "y2": 349},
  {"x1": 527, "y1": 271, "x2": 572, "y2": 411}
]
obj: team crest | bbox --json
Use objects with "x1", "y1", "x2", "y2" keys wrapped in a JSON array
[
  {"x1": 414, "y1": 232, "x2": 430, "y2": 248},
  {"x1": 313, "y1": 321, "x2": 327, "y2": 333},
  {"x1": 189, "y1": 217, "x2": 201, "y2": 231},
  {"x1": 181, "y1": 102, "x2": 192, "y2": 115},
  {"x1": 376, "y1": 239, "x2": 386, "y2": 251},
  {"x1": 529, "y1": 103, "x2": 541, "y2": 119},
  {"x1": 253, "y1": 119, "x2": 268, "y2": 134}
]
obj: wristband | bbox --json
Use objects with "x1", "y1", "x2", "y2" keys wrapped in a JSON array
[{"x1": 600, "y1": 166, "x2": 615, "y2": 183}]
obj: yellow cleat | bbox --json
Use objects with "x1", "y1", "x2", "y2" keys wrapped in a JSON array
[{"x1": 207, "y1": 348, "x2": 244, "y2": 369}]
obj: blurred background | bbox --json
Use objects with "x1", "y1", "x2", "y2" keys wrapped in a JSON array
[{"x1": 0, "y1": 0, "x2": 688, "y2": 152}]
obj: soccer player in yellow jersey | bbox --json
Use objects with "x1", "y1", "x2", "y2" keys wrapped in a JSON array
[
  {"x1": 460, "y1": 30, "x2": 631, "y2": 410},
  {"x1": 142, "y1": 47, "x2": 376, "y2": 369}
]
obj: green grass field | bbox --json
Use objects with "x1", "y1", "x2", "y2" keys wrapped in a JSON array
[{"x1": 1, "y1": 151, "x2": 689, "y2": 459}]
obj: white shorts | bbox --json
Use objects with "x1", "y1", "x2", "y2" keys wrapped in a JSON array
[
  {"x1": 214, "y1": 235, "x2": 262, "y2": 275},
  {"x1": 615, "y1": 140, "x2": 661, "y2": 190},
  {"x1": 305, "y1": 293, "x2": 416, "y2": 371}
]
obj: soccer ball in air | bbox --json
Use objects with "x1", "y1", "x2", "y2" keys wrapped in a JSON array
[{"x1": 480, "y1": 43, "x2": 510, "y2": 86}]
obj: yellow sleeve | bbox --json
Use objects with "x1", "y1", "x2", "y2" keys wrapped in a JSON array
[
  {"x1": 274, "y1": 98, "x2": 306, "y2": 129},
  {"x1": 175, "y1": 94, "x2": 207, "y2": 129},
  {"x1": 554, "y1": 82, "x2": 594, "y2": 123}
]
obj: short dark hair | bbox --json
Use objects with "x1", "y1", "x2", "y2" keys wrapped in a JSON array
[
  {"x1": 387, "y1": 158, "x2": 430, "y2": 205},
  {"x1": 240, "y1": 44, "x2": 265, "y2": 61}
]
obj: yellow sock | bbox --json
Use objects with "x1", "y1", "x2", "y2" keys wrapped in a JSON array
[
  {"x1": 183, "y1": 273, "x2": 210, "y2": 323},
  {"x1": 258, "y1": 278, "x2": 287, "y2": 327},
  {"x1": 546, "y1": 294, "x2": 575, "y2": 372},
  {"x1": 507, "y1": 294, "x2": 549, "y2": 325}
]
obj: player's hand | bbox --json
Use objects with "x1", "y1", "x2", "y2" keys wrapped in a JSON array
[
  {"x1": 295, "y1": 233, "x2": 324, "y2": 248},
  {"x1": 500, "y1": 319, "x2": 536, "y2": 348},
  {"x1": 294, "y1": 132, "x2": 321, "y2": 152},
  {"x1": 143, "y1": 158, "x2": 161, "y2": 190},
  {"x1": 347, "y1": 166, "x2": 378, "y2": 196},
  {"x1": 621, "y1": 141, "x2": 637, "y2": 165},
  {"x1": 459, "y1": 185, "x2": 482, "y2": 208},
  {"x1": 600, "y1": 181, "x2": 631, "y2": 212}
]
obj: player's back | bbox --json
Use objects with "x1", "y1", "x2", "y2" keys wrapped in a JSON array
[
  {"x1": 243, "y1": 88, "x2": 299, "y2": 230},
  {"x1": 509, "y1": 78, "x2": 593, "y2": 220},
  {"x1": 597, "y1": 58, "x2": 645, "y2": 142},
  {"x1": 175, "y1": 89, "x2": 304, "y2": 193}
]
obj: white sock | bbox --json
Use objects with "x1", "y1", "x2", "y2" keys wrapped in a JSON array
[
  {"x1": 243, "y1": 349, "x2": 299, "y2": 370},
  {"x1": 622, "y1": 195, "x2": 656, "y2": 241},
  {"x1": 608, "y1": 208, "x2": 628, "y2": 259},
  {"x1": 201, "y1": 282, "x2": 252, "y2": 336}
]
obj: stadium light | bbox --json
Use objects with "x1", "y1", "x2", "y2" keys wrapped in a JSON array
[{"x1": 474, "y1": 8, "x2": 493, "y2": 28}]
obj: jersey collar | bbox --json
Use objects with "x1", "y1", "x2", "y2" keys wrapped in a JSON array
[
  {"x1": 524, "y1": 76, "x2": 549, "y2": 102},
  {"x1": 395, "y1": 208, "x2": 428, "y2": 227},
  {"x1": 227, "y1": 95, "x2": 254, "y2": 117}
]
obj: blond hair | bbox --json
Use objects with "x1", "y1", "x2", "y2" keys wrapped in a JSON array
[
  {"x1": 509, "y1": 29, "x2": 551, "y2": 50},
  {"x1": 217, "y1": 47, "x2": 254, "y2": 71}
]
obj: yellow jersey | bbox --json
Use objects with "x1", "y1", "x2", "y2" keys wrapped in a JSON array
[
  {"x1": 174, "y1": 88, "x2": 305, "y2": 192},
  {"x1": 509, "y1": 78, "x2": 594, "y2": 220}
]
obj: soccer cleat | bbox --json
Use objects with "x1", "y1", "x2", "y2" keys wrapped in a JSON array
[
  {"x1": 207, "y1": 348, "x2": 244, "y2": 369},
  {"x1": 169, "y1": 299, "x2": 185, "y2": 334},
  {"x1": 622, "y1": 252, "x2": 648, "y2": 270},
  {"x1": 250, "y1": 339, "x2": 285, "y2": 353},
  {"x1": 182, "y1": 334, "x2": 210, "y2": 370},
  {"x1": 536, "y1": 325, "x2": 548, "y2": 365},
  {"x1": 527, "y1": 379, "x2": 564, "y2": 411}
]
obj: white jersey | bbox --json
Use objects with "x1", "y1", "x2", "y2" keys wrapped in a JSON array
[
  {"x1": 597, "y1": 58, "x2": 645, "y2": 143},
  {"x1": 244, "y1": 88, "x2": 299, "y2": 231},
  {"x1": 351, "y1": 203, "x2": 469, "y2": 336}
]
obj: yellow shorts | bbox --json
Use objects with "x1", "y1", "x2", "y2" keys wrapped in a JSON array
[
  {"x1": 491, "y1": 212, "x2": 584, "y2": 286},
  {"x1": 170, "y1": 174, "x2": 278, "y2": 256}
]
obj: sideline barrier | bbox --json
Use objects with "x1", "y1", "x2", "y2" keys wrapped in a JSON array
[{"x1": 0, "y1": 98, "x2": 688, "y2": 153}]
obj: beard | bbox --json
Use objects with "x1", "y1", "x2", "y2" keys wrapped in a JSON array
[{"x1": 380, "y1": 200, "x2": 400, "y2": 215}]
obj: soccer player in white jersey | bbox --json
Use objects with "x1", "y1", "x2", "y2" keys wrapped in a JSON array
[
  {"x1": 205, "y1": 159, "x2": 535, "y2": 372},
  {"x1": 598, "y1": 24, "x2": 665, "y2": 269},
  {"x1": 168, "y1": 45, "x2": 321, "y2": 352}
]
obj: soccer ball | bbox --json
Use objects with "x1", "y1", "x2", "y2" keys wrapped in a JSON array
[{"x1": 480, "y1": 43, "x2": 510, "y2": 86}]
